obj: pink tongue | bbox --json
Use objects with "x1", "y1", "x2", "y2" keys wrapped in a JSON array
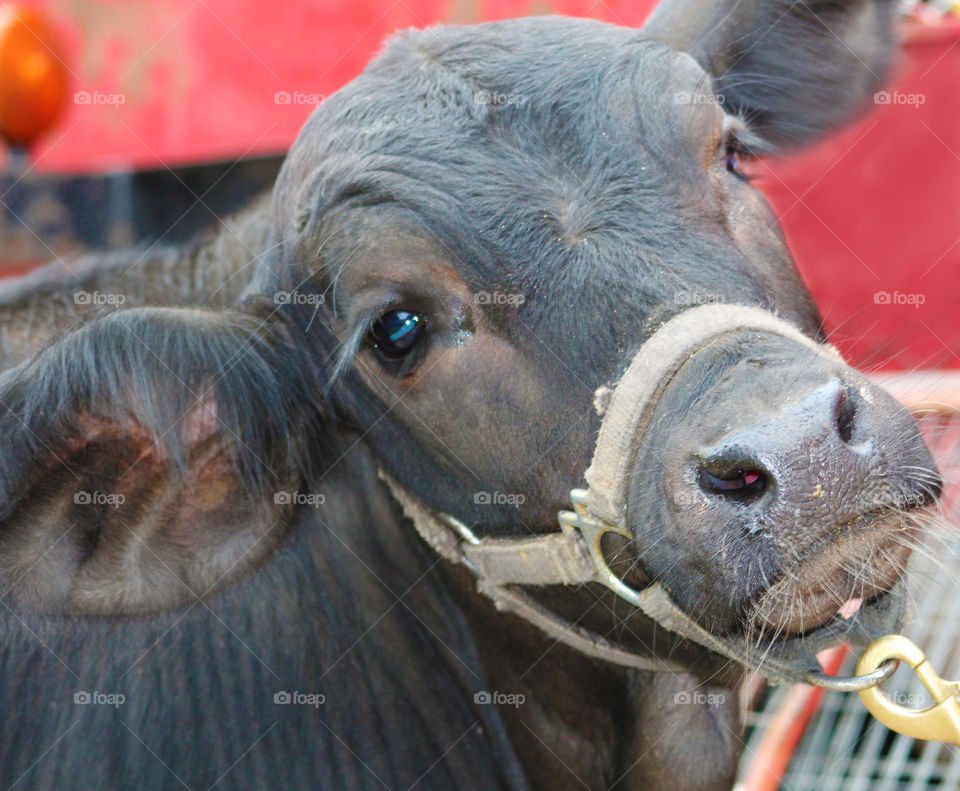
[
  {"x1": 743, "y1": 471, "x2": 761, "y2": 486},
  {"x1": 838, "y1": 598, "x2": 863, "y2": 620}
]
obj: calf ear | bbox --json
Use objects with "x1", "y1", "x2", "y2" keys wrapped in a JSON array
[
  {"x1": 0, "y1": 306, "x2": 321, "y2": 615},
  {"x1": 643, "y1": 0, "x2": 899, "y2": 147}
]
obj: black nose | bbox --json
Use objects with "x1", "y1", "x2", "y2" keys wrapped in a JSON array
[{"x1": 696, "y1": 378, "x2": 941, "y2": 516}]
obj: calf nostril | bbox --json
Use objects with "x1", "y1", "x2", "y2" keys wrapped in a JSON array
[
  {"x1": 835, "y1": 385, "x2": 857, "y2": 445},
  {"x1": 698, "y1": 465, "x2": 767, "y2": 502}
]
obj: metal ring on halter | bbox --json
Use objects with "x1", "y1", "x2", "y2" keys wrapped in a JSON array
[{"x1": 805, "y1": 659, "x2": 900, "y2": 692}]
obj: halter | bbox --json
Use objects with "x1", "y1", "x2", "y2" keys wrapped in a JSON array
[{"x1": 382, "y1": 303, "x2": 905, "y2": 687}]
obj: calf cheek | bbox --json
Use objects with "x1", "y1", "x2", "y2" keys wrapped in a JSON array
[{"x1": 364, "y1": 340, "x2": 596, "y2": 526}]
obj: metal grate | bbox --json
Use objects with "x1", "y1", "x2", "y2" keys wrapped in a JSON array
[{"x1": 739, "y1": 413, "x2": 960, "y2": 790}]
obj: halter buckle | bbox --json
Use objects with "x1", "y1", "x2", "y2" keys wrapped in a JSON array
[{"x1": 558, "y1": 488, "x2": 647, "y2": 609}]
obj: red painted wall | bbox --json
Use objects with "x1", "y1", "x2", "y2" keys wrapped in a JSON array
[
  {"x1": 18, "y1": 0, "x2": 660, "y2": 172},
  {"x1": 759, "y1": 19, "x2": 960, "y2": 373},
  {"x1": 5, "y1": 1, "x2": 959, "y2": 371}
]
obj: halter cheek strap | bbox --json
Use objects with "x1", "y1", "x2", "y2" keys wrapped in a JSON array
[
  {"x1": 381, "y1": 304, "x2": 905, "y2": 685},
  {"x1": 381, "y1": 473, "x2": 688, "y2": 673}
]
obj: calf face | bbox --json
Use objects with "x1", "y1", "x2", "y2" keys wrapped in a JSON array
[
  {"x1": 264, "y1": 8, "x2": 936, "y2": 654},
  {"x1": 0, "y1": 2, "x2": 942, "y2": 789}
]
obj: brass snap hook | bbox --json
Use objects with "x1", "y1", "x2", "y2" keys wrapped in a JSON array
[{"x1": 856, "y1": 634, "x2": 960, "y2": 746}]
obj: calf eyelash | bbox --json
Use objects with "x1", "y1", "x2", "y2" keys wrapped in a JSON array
[
  {"x1": 722, "y1": 115, "x2": 776, "y2": 161},
  {"x1": 722, "y1": 117, "x2": 775, "y2": 182}
]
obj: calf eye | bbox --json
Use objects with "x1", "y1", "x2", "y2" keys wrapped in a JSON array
[
  {"x1": 726, "y1": 149, "x2": 748, "y2": 180},
  {"x1": 369, "y1": 310, "x2": 425, "y2": 357}
]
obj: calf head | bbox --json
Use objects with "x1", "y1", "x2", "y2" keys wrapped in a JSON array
[{"x1": 0, "y1": 1, "x2": 940, "y2": 682}]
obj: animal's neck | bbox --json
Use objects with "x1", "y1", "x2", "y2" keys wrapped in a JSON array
[
  {"x1": 357, "y1": 450, "x2": 642, "y2": 786},
  {"x1": 425, "y1": 512, "x2": 745, "y2": 790}
]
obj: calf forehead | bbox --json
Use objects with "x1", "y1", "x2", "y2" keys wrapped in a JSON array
[{"x1": 277, "y1": 17, "x2": 720, "y2": 244}]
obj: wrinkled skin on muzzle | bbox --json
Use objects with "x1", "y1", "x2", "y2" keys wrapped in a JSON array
[{"x1": 628, "y1": 331, "x2": 940, "y2": 644}]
